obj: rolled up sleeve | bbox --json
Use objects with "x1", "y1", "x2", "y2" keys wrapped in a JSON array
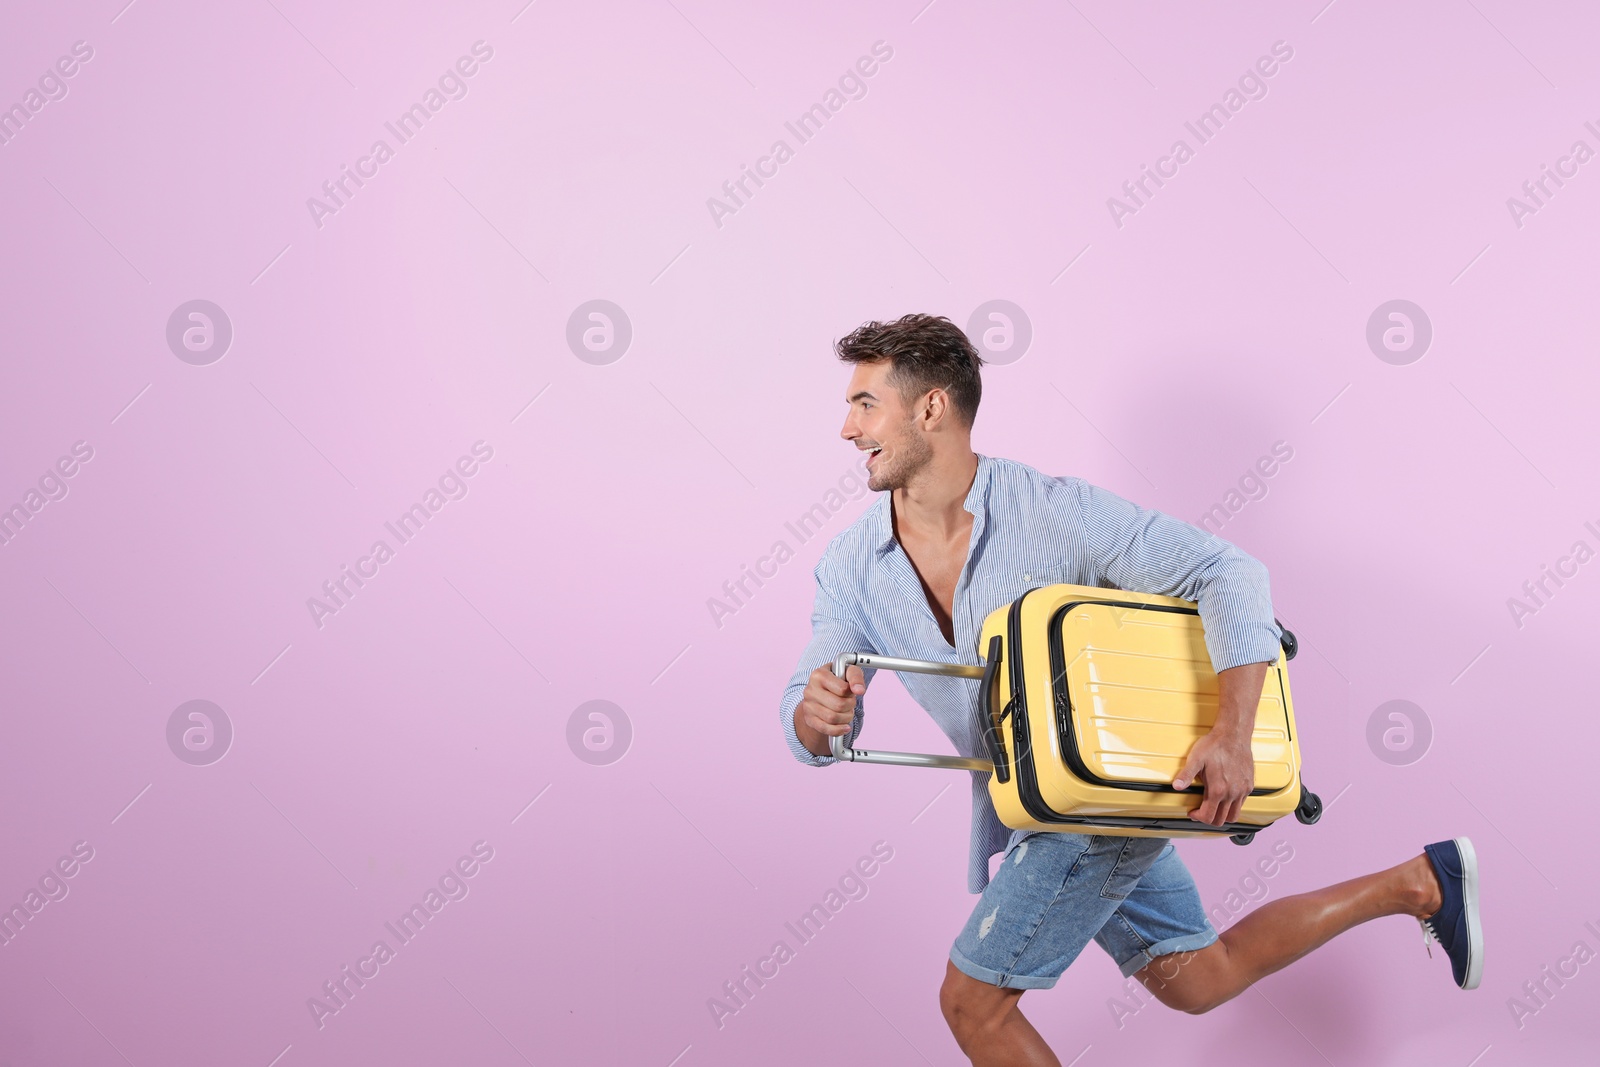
[
  {"x1": 1072, "y1": 479, "x2": 1282, "y2": 672},
  {"x1": 779, "y1": 554, "x2": 879, "y2": 766}
]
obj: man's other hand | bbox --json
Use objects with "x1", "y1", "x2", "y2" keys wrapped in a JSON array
[{"x1": 1173, "y1": 731, "x2": 1256, "y2": 825}]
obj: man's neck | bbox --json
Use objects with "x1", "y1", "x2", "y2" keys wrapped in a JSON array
[{"x1": 891, "y1": 450, "x2": 979, "y2": 543}]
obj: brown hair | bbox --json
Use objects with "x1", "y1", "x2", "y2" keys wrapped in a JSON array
[{"x1": 834, "y1": 313, "x2": 985, "y2": 429}]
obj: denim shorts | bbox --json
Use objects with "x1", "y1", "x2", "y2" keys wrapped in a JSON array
[{"x1": 949, "y1": 830, "x2": 1219, "y2": 989}]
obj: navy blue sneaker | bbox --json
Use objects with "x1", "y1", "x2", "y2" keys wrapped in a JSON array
[{"x1": 1420, "y1": 837, "x2": 1483, "y2": 990}]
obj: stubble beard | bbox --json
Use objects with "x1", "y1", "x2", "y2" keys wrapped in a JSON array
[{"x1": 867, "y1": 427, "x2": 933, "y2": 493}]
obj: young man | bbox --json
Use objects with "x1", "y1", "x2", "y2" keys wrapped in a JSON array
[{"x1": 778, "y1": 314, "x2": 1483, "y2": 1065}]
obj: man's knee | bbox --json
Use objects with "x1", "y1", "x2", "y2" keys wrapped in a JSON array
[
  {"x1": 1149, "y1": 983, "x2": 1221, "y2": 1015},
  {"x1": 1137, "y1": 971, "x2": 1216, "y2": 1015},
  {"x1": 1135, "y1": 947, "x2": 1225, "y2": 1015},
  {"x1": 940, "y1": 960, "x2": 1020, "y2": 1041}
]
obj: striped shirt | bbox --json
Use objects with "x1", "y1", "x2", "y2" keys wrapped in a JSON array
[{"x1": 778, "y1": 452, "x2": 1283, "y2": 895}]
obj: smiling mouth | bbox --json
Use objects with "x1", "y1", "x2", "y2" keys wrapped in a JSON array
[{"x1": 864, "y1": 446, "x2": 883, "y2": 466}]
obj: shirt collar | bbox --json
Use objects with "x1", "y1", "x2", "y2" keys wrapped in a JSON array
[{"x1": 871, "y1": 452, "x2": 993, "y2": 556}]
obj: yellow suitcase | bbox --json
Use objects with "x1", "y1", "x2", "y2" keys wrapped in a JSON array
[{"x1": 829, "y1": 582, "x2": 1323, "y2": 844}]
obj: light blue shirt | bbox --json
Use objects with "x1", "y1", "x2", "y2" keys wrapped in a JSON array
[{"x1": 778, "y1": 453, "x2": 1283, "y2": 894}]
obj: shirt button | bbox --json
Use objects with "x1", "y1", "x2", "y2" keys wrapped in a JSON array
[{"x1": 1022, "y1": 573, "x2": 1031, "y2": 581}]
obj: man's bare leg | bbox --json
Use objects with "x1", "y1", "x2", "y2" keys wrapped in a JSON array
[
  {"x1": 940, "y1": 961, "x2": 1061, "y2": 1066},
  {"x1": 1135, "y1": 851, "x2": 1444, "y2": 1014}
]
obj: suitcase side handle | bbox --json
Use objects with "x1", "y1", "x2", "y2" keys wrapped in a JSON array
[
  {"x1": 826, "y1": 652, "x2": 997, "y2": 772},
  {"x1": 979, "y1": 634, "x2": 1010, "y2": 784}
]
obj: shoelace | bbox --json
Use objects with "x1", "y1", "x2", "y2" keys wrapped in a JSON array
[{"x1": 1419, "y1": 917, "x2": 1437, "y2": 959}]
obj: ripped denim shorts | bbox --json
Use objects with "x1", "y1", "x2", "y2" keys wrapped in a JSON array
[{"x1": 949, "y1": 830, "x2": 1219, "y2": 989}]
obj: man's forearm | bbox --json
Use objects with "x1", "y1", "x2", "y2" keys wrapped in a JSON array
[{"x1": 1212, "y1": 661, "x2": 1270, "y2": 742}]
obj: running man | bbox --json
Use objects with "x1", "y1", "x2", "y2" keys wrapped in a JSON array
[{"x1": 779, "y1": 313, "x2": 1482, "y2": 1065}]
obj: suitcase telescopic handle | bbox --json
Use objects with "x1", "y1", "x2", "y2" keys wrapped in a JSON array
[{"x1": 826, "y1": 651, "x2": 997, "y2": 772}]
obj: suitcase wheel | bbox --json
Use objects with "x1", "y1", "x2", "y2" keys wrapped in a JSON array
[
  {"x1": 1277, "y1": 620, "x2": 1298, "y2": 661},
  {"x1": 1229, "y1": 832, "x2": 1256, "y2": 846},
  {"x1": 1295, "y1": 787, "x2": 1323, "y2": 825}
]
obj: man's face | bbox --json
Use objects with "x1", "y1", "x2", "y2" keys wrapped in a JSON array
[{"x1": 839, "y1": 360, "x2": 932, "y2": 492}]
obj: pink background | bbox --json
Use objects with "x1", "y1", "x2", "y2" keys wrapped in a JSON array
[{"x1": 2, "y1": 1, "x2": 1596, "y2": 1064}]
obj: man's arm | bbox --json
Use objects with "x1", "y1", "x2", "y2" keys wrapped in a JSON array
[
  {"x1": 1071, "y1": 478, "x2": 1281, "y2": 824},
  {"x1": 779, "y1": 555, "x2": 878, "y2": 766}
]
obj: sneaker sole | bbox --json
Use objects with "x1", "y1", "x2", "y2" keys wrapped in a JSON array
[{"x1": 1454, "y1": 836, "x2": 1483, "y2": 990}]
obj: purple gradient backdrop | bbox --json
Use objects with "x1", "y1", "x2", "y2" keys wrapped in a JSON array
[{"x1": 2, "y1": 1, "x2": 1597, "y2": 1064}]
